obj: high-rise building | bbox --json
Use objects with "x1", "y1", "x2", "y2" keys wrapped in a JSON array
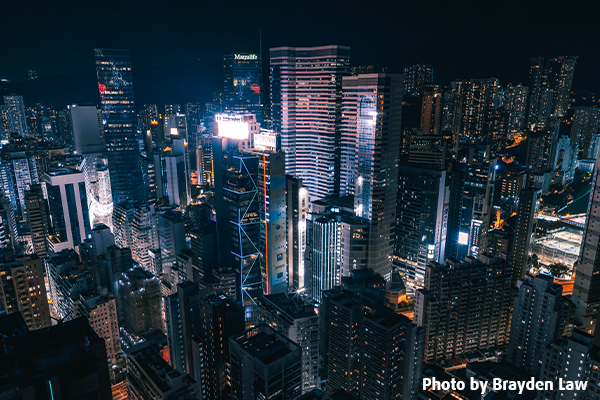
[
  {"x1": 258, "y1": 293, "x2": 319, "y2": 393},
  {"x1": 402, "y1": 63, "x2": 433, "y2": 96},
  {"x1": 395, "y1": 166, "x2": 448, "y2": 287},
  {"x1": 113, "y1": 200, "x2": 137, "y2": 248},
  {"x1": 196, "y1": 133, "x2": 214, "y2": 186},
  {"x1": 71, "y1": 104, "x2": 104, "y2": 154},
  {"x1": 453, "y1": 78, "x2": 501, "y2": 146},
  {"x1": 165, "y1": 281, "x2": 201, "y2": 375},
  {"x1": 573, "y1": 163, "x2": 600, "y2": 336},
  {"x1": 536, "y1": 330, "x2": 593, "y2": 400},
  {"x1": 164, "y1": 139, "x2": 190, "y2": 207},
  {"x1": 256, "y1": 147, "x2": 287, "y2": 294},
  {"x1": 414, "y1": 255, "x2": 513, "y2": 362},
  {"x1": 213, "y1": 135, "x2": 261, "y2": 324},
  {"x1": 511, "y1": 187, "x2": 542, "y2": 282},
  {"x1": 0, "y1": 313, "x2": 111, "y2": 399},
  {"x1": 230, "y1": 324, "x2": 302, "y2": 400},
  {"x1": 24, "y1": 184, "x2": 49, "y2": 258},
  {"x1": 74, "y1": 288, "x2": 122, "y2": 363},
  {"x1": 445, "y1": 146, "x2": 496, "y2": 261},
  {"x1": 95, "y1": 48, "x2": 144, "y2": 203},
  {"x1": 571, "y1": 106, "x2": 600, "y2": 160},
  {"x1": 341, "y1": 74, "x2": 403, "y2": 281},
  {"x1": 420, "y1": 84, "x2": 443, "y2": 135},
  {"x1": 3, "y1": 95, "x2": 28, "y2": 138},
  {"x1": 270, "y1": 45, "x2": 351, "y2": 200},
  {"x1": 44, "y1": 168, "x2": 91, "y2": 253},
  {"x1": 126, "y1": 342, "x2": 198, "y2": 400},
  {"x1": 131, "y1": 203, "x2": 159, "y2": 271},
  {"x1": 526, "y1": 122, "x2": 561, "y2": 176},
  {"x1": 507, "y1": 274, "x2": 573, "y2": 377},
  {"x1": 197, "y1": 292, "x2": 246, "y2": 400},
  {"x1": 223, "y1": 53, "x2": 262, "y2": 121},
  {"x1": 501, "y1": 83, "x2": 529, "y2": 139},
  {"x1": 117, "y1": 266, "x2": 162, "y2": 335},
  {"x1": 527, "y1": 56, "x2": 577, "y2": 128},
  {"x1": 157, "y1": 210, "x2": 186, "y2": 273},
  {"x1": 0, "y1": 251, "x2": 51, "y2": 330},
  {"x1": 321, "y1": 288, "x2": 423, "y2": 400},
  {"x1": 286, "y1": 176, "x2": 309, "y2": 291}
]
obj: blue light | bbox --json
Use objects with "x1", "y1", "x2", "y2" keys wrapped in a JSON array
[{"x1": 495, "y1": 165, "x2": 499, "y2": 170}]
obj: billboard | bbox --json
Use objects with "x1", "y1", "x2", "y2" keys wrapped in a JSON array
[{"x1": 216, "y1": 114, "x2": 250, "y2": 140}]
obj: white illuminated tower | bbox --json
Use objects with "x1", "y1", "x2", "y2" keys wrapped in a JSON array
[{"x1": 270, "y1": 45, "x2": 351, "y2": 200}]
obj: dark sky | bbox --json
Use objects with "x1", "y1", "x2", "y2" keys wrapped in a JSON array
[{"x1": 2, "y1": 0, "x2": 599, "y2": 105}]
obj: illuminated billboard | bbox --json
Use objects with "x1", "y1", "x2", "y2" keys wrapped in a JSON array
[
  {"x1": 458, "y1": 232, "x2": 469, "y2": 245},
  {"x1": 254, "y1": 133, "x2": 277, "y2": 150},
  {"x1": 216, "y1": 114, "x2": 250, "y2": 140}
]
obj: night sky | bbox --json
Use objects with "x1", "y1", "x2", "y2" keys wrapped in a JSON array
[{"x1": 2, "y1": 0, "x2": 599, "y2": 108}]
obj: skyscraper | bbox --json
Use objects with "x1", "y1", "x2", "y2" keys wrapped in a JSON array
[
  {"x1": 258, "y1": 293, "x2": 320, "y2": 393},
  {"x1": 270, "y1": 45, "x2": 351, "y2": 200},
  {"x1": 573, "y1": 162, "x2": 600, "y2": 337},
  {"x1": 511, "y1": 187, "x2": 542, "y2": 282},
  {"x1": 507, "y1": 274, "x2": 573, "y2": 377},
  {"x1": 414, "y1": 255, "x2": 513, "y2": 362},
  {"x1": 341, "y1": 74, "x2": 403, "y2": 281},
  {"x1": 286, "y1": 176, "x2": 309, "y2": 291},
  {"x1": 402, "y1": 63, "x2": 433, "y2": 96},
  {"x1": 223, "y1": 53, "x2": 262, "y2": 121},
  {"x1": 197, "y1": 292, "x2": 245, "y2": 400},
  {"x1": 420, "y1": 84, "x2": 443, "y2": 135},
  {"x1": 95, "y1": 48, "x2": 144, "y2": 203},
  {"x1": 44, "y1": 168, "x2": 91, "y2": 253},
  {"x1": 527, "y1": 56, "x2": 577, "y2": 128},
  {"x1": 230, "y1": 324, "x2": 302, "y2": 400},
  {"x1": 3, "y1": 95, "x2": 28, "y2": 138}
]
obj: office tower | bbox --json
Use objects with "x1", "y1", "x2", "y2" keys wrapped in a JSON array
[
  {"x1": 500, "y1": 167, "x2": 527, "y2": 205},
  {"x1": 414, "y1": 255, "x2": 513, "y2": 362},
  {"x1": 45, "y1": 250, "x2": 88, "y2": 320},
  {"x1": 402, "y1": 63, "x2": 433, "y2": 96},
  {"x1": 0, "y1": 313, "x2": 111, "y2": 399},
  {"x1": 287, "y1": 176, "x2": 309, "y2": 291},
  {"x1": 304, "y1": 213, "x2": 341, "y2": 302},
  {"x1": 0, "y1": 149, "x2": 40, "y2": 227},
  {"x1": 3, "y1": 95, "x2": 28, "y2": 137},
  {"x1": 341, "y1": 74, "x2": 402, "y2": 281},
  {"x1": 164, "y1": 113, "x2": 187, "y2": 140},
  {"x1": 223, "y1": 52, "x2": 262, "y2": 120},
  {"x1": 117, "y1": 266, "x2": 162, "y2": 335},
  {"x1": 502, "y1": 83, "x2": 529, "y2": 139},
  {"x1": 131, "y1": 203, "x2": 159, "y2": 271},
  {"x1": 166, "y1": 281, "x2": 201, "y2": 375},
  {"x1": 0, "y1": 252, "x2": 51, "y2": 330},
  {"x1": 395, "y1": 166, "x2": 448, "y2": 287},
  {"x1": 536, "y1": 331, "x2": 593, "y2": 400},
  {"x1": 71, "y1": 104, "x2": 104, "y2": 154},
  {"x1": 511, "y1": 187, "x2": 542, "y2": 282},
  {"x1": 230, "y1": 324, "x2": 302, "y2": 400},
  {"x1": 445, "y1": 146, "x2": 496, "y2": 260},
  {"x1": 527, "y1": 56, "x2": 577, "y2": 128},
  {"x1": 571, "y1": 106, "x2": 600, "y2": 160},
  {"x1": 44, "y1": 168, "x2": 91, "y2": 252},
  {"x1": 164, "y1": 139, "x2": 190, "y2": 207},
  {"x1": 270, "y1": 45, "x2": 351, "y2": 200},
  {"x1": 507, "y1": 274, "x2": 573, "y2": 376},
  {"x1": 573, "y1": 164, "x2": 600, "y2": 336},
  {"x1": 452, "y1": 78, "x2": 500, "y2": 145},
  {"x1": 113, "y1": 200, "x2": 137, "y2": 248},
  {"x1": 321, "y1": 288, "x2": 423, "y2": 400},
  {"x1": 420, "y1": 84, "x2": 442, "y2": 135},
  {"x1": 126, "y1": 342, "x2": 198, "y2": 400},
  {"x1": 157, "y1": 210, "x2": 186, "y2": 272},
  {"x1": 213, "y1": 134, "x2": 261, "y2": 323},
  {"x1": 197, "y1": 292, "x2": 246, "y2": 400},
  {"x1": 196, "y1": 133, "x2": 214, "y2": 185},
  {"x1": 139, "y1": 104, "x2": 158, "y2": 134},
  {"x1": 95, "y1": 48, "x2": 144, "y2": 203},
  {"x1": 25, "y1": 184, "x2": 48, "y2": 258},
  {"x1": 74, "y1": 288, "x2": 122, "y2": 363},
  {"x1": 189, "y1": 222, "x2": 218, "y2": 281},
  {"x1": 258, "y1": 293, "x2": 319, "y2": 393},
  {"x1": 255, "y1": 147, "x2": 287, "y2": 294}
]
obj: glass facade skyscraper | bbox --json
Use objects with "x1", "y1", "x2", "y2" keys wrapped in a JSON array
[
  {"x1": 94, "y1": 48, "x2": 144, "y2": 204},
  {"x1": 270, "y1": 45, "x2": 351, "y2": 201},
  {"x1": 223, "y1": 53, "x2": 262, "y2": 121}
]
